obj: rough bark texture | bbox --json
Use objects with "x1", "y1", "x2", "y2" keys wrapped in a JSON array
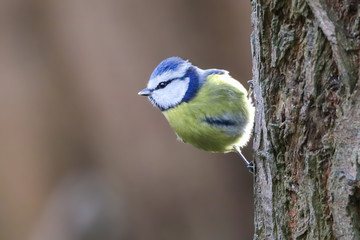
[{"x1": 251, "y1": 0, "x2": 360, "y2": 239}]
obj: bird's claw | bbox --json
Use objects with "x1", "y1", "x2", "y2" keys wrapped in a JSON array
[{"x1": 247, "y1": 80, "x2": 254, "y2": 98}]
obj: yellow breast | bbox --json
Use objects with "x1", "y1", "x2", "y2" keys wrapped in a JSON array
[{"x1": 163, "y1": 74, "x2": 254, "y2": 152}]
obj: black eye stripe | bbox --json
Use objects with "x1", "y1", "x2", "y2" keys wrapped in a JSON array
[
  {"x1": 155, "y1": 79, "x2": 175, "y2": 90},
  {"x1": 153, "y1": 76, "x2": 188, "y2": 91}
]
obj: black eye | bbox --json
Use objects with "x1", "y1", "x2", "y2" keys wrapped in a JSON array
[{"x1": 157, "y1": 82, "x2": 168, "y2": 89}]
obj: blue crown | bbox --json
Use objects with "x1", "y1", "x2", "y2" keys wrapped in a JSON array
[{"x1": 150, "y1": 57, "x2": 188, "y2": 79}]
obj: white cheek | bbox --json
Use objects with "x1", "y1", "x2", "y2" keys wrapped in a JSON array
[{"x1": 152, "y1": 78, "x2": 190, "y2": 109}]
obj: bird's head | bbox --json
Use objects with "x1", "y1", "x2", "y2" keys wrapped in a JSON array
[{"x1": 138, "y1": 57, "x2": 202, "y2": 111}]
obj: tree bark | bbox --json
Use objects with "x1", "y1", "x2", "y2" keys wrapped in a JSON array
[{"x1": 251, "y1": 0, "x2": 360, "y2": 239}]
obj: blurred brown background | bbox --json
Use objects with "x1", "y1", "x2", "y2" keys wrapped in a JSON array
[{"x1": 0, "y1": 0, "x2": 253, "y2": 239}]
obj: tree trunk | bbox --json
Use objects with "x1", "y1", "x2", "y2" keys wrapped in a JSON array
[{"x1": 251, "y1": 0, "x2": 360, "y2": 239}]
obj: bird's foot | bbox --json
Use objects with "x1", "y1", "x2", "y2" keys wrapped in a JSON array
[
  {"x1": 234, "y1": 146, "x2": 254, "y2": 174},
  {"x1": 246, "y1": 162, "x2": 255, "y2": 174}
]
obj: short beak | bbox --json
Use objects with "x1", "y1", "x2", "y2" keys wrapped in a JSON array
[{"x1": 138, "y1": 88, "x2": 151, "y2": 96}]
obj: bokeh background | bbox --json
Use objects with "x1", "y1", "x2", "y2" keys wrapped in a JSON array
[{"x1": 0, "y1": 0, "x2": 253, "y2": 239}]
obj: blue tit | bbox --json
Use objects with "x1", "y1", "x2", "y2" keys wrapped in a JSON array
[{"x1": 138, "y1": 57, "x2": 255, "y2": 172}]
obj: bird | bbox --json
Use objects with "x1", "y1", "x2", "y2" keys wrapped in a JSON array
[{"x1": 138, "y1": 57, "x2": 255, "y2": 172}]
